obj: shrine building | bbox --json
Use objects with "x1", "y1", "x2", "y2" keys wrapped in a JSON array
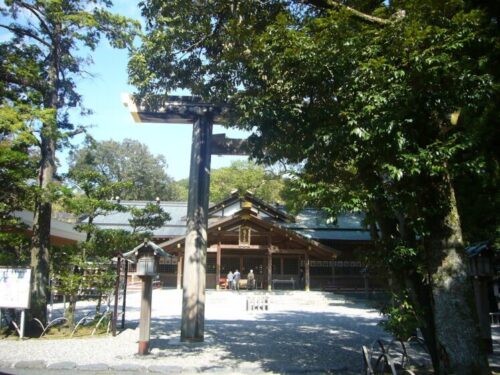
[{"x1": 94, "y1": 191, "x2": 383, "y2": 291}]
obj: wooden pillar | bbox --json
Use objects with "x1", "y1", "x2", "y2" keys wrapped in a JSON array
[
  {"x1": 138, "y1": 276, "x2": 153, "y2": 354},
  {"x1": 239, "y1": 254, "x2": 244, "y2": 273},
  {"x1": 280, "y1": 256, "x2": 284, "y2": 276},
  {"x1": 216, "y1": 243, "x2": 221, "y2": 291},
  {"x1": 176, "y1": 256, "x2": 183, "y2": 290},
  {"x1": 181, "y1": 113, "x2": 212, "y2": 342},
  {"x1": 267, "y1": 251, "x2": 273, "y2": 291},
  {"x1": 267, "y1": 232, "x2": 273, "y2": 291},
  {"x1": 305, "y1": 252, "x2": 310, "y2": 292}
]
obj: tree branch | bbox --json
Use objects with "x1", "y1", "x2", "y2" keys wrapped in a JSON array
[
  {"x1": 0, "y1": 23, "x2": 51, "y2": 47},
  {"x1": 0, "y1": 69, "x2": 47, "y2": 93},
  {"x1": 63, "y1": 126, "x2": 87, "y2": 139},
  {"x1": 300, "y1": 0, "x2": 393, "y2": 26},
  {"x1": 14, "y1": 1, "x2": 53, "y2": 39}
]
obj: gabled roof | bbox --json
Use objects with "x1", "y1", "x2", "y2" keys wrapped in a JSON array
[
  {"x1": 159, "y1": 206, "x2": 339, "y2": 259},
  {"x1": 208, "y1": 190, "x2": 295, "y2": 223}
]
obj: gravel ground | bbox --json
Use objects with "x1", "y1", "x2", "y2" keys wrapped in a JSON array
[{"x1": 0, "y1": 290, "x2": 393, "y2": 374}]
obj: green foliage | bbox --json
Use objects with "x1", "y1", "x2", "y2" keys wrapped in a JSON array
[
  {"x1": 209, "y1": 160, "x2": 286, "y2": 203},
  {"x1": 173, "y1": 161, "x2": 291, "y2": 205},
  {"x1": 1, "y1": 0, "x2": 140, "y2": 323},
  {"x1": 50, "y1": 244, "x2": 116, "y2": 319},
  {"x1": 173, "y1": 178, "x2": 189, "y2": 201},
  {"x1": 380, "y1": 291, "x2": 422, "y2": 340},
  {"x1": 69, "y1": 138, "x2": 178, "y2": 201},
  {"x1": 129, "y1": 203, "x2": 171, "y2": 234},
  {"x1": 91, "y1": 229, "x2": 144, "y2": 258},
  {"x1": 0, "y1": 0, "x2": 140, "y2": 138},
  {"x1": 0, "y1": 103, "x2": 37, "y2": 264},
  {"x1": 131, "y1": 1, "x2": 498, "y2": 369},
  {"x1": 130, "y1": 1, "x2": 497, "y2": 238}
]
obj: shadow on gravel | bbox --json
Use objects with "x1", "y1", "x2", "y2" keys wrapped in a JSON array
[{"x1": 147, "y1": 308, "x2": 383, "y2": 374}]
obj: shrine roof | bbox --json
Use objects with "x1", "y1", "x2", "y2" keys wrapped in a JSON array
[{"x1": 90, "y1": 197, "x2": 372, "y2": 242}]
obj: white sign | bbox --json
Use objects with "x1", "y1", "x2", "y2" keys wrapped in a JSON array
[{"x1": 0, "y1": 267, "x2": 32, "y2": 309}]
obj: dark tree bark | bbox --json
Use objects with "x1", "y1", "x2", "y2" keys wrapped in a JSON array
[{"x1": 425, "y1": 175, "x2": 490, "y2": 375}]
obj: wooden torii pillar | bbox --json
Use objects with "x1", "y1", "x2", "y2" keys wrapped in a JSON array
[{"x1": 122, "y1": 94, "x2": 248, "y2": 342}]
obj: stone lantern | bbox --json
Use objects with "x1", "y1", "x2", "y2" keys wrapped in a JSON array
[
  {"x1": 466, "y1": 241, "x2": 495, "y2": 353},
  {"x1": 123, "y1": 239, "x2": 172, "y2": 355}
]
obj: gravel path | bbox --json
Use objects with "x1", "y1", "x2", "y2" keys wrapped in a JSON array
[{"x1": 0, "y1": 290, "x2": 387, "y2": 374}]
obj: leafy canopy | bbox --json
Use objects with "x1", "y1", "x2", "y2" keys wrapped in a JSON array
[{"x1": 69, "y1": 138, "x2": 179, "y2": 201}]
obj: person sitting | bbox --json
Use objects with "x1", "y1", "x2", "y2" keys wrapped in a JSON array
[{"x1": 247, "y1": 269, "x2": 255, "y2": 290}]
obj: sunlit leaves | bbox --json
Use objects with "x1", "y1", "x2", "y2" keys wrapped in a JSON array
[{"x1": 209, "y1": 160, "x2": 286, "y2": 204}]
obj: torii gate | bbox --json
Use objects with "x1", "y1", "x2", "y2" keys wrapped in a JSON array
[{"x1": 122, "y1": 94, "x2": 247, "y2": 342}]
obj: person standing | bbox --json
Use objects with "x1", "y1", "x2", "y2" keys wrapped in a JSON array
[
  {"x1": 227, "y1": 270, "x2": 234, "y2": 290},
  {"x1": 247, "y1": 269, "x2": 255, "y2": 290},
  {"x1": 233, "y1": 269, "x2": 241, "y2": 291}
]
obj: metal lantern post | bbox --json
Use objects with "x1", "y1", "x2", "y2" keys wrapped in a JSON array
[{"x1": 123, "y1": 240, "x2": 172, "y2": 355}]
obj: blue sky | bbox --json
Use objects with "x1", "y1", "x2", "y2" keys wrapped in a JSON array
[
  {"x1": 0, "y1": 0, "x2": 249, "y2": 181},
  {"x1": 66, "y1": 1, "x2": 250, "y2": 181}
]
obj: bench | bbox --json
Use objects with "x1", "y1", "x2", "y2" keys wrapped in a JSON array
[
  {"x1": 220, "y1": 278, "x2": 249, "y2": 289},
  {"x1": 272, "y1": 278, "x2": 295, "y2": 290}
]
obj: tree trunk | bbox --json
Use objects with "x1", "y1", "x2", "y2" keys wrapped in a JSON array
[
  {"x1": 426, "y1": 175, "x2": 490, "y2": 375},
  {"x1": 29, "y1": 134, "x2": 56, "y2": 328},
  {"x1": 404, "y1": 271, "x2": 440, "y2": 370},
  {"x1": 64, "y1": 293, "x2": 77, "y2": 331},
  {"x1": 95, "y1": 292, "x2": 102, "y2": 316},
  {"x1": 29, "y1": 21, "x2": 60, "y2": 330}
]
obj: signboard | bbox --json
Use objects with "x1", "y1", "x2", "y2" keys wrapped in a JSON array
[
  {"x1": 239, "y1": 225, "x2": 251, "y2": 246},
  {"x1": 0, "y1": 267, "x2": 31, "y2": 309}
]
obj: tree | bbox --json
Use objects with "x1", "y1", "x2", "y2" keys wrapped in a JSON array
[
  {"x1": 129, "y1": 202, "x2": 171, "y2": 234},
  {"x1": 129, "y1": 1, "x2": 498, "y2": 373},
  {"x1": 0, "y1": 0, "x2": 139, "y2": 327},
  {"x1": 57, "y1": 165, "x2": 128, "y2": 327},
  {"x1": 209, "y1": 160, "x2": 286, "y2": 203},
  {"x1": 69, "y1": 138, "x2": 179, "y2": 201},
  {"x1": 0, "y1": 103, "x2": 37, "y2": 265},
  {"x1": 173, "y1": 178, "x2": 189, "y2": 201},
  {"x1": 56, "y1": 166, "x2": 170, "y2": 328}
]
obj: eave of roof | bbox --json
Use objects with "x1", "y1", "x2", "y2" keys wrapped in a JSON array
[{"x1": 14, "y1": 210, "x2": 86, "y2": 242}]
